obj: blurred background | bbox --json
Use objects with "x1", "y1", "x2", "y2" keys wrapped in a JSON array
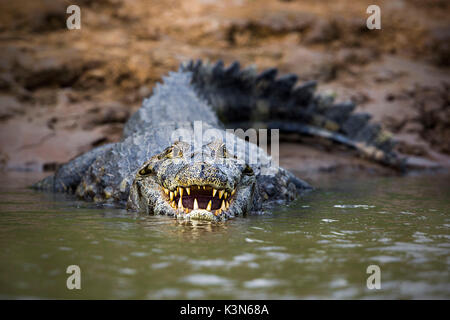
[{"x1": 0, "y1": 0, "x2": 449, "y2": 177}]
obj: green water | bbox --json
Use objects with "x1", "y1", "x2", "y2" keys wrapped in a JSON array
[{"x1": 0, "y1": 172, "x2": 449, "y2": 299}]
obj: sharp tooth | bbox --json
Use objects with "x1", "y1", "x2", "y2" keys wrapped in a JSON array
[
  {"x1": 203, "y1": 186, "x2": 206, "y2": 190},
  {"x1": 171, "y1": 201, "x2": 176, "y2": 208},
  {"x1": 185, "y1": 208, "x2": 189, "y2": 214},
  {"x1": 170, "y1": 191, "x2": 174, "y2": 201},
  {"x1": 226, "y1": 201, "x2": 229, "y2": 209},
  {"x1": 224, "y1": 192, "x2": 228, "y2": 199},
  {"x1": 212, "y1": 188, "x2": 217, "y2": 197},
  {"x1": 221, "y1": 200, "x2": 226, "y2": 210},
  {"x1": 206, "y1": 200, "x2": 212, "y2": 211},
  {"x1": 163, "y1": 188, "x2": 169, "y2": 195},
  {"x1": 174, "y1": 189, "x2": 178, "y2": 197},
  {"x1": 193, "y1": 198, "x2": 198, "y2": 210},
  {"x1": 179, "y1": 187, "x2": 183, "y2": 198},
  {"x1": 186, "y1": 187, "x2": 190, "y2": 195},
  {"x1": 218, "y1": 190, "x2": 224, "y2": 199},
  {"x1": 231, "y1": 189, "x2": 236, "y2": 196},
  {"x1": 178, "y1": 197, "x2": 183, "y2": 209},
  {"x1": 215, "y1": 209, "x2": 221, "y2": 216}
]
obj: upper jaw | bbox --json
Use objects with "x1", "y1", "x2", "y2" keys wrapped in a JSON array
[{"x1": 160, "y1": 184, "x2": 236, "y2": 221}]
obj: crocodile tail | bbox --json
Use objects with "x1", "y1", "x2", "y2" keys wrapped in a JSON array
[{"x1": 181, "y1": 60, "x2": 406, "y2": 170}]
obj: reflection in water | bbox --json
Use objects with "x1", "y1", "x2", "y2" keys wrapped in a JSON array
[
  {"x1": 0, "y1": 172, "x2": 449, "y2": 299},
  {"x1": 134, "y1": 214, "x2": 235, "y2": 242}
]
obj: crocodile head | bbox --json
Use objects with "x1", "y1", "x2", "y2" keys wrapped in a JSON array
[{"x1": 127, "y1": 140, "x2": 257, "y2": 221}]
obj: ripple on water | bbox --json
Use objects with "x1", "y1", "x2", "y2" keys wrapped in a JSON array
[
  {"x1": 118, "y1": 268, "x2": 137, "y2": 276},
  {"x1": 189, "y1": 259, "x2": 229, "y2": 268},
  {"x1": 181, "y1": 274, "x2": 233, "y2": 287},
  {"x1": 233, "y1": 253, "x2": 257, "y2": 262},
  {"x1": 148, "y1": 288, "x2": 180, "y2": 299},
  {"x1": 330, "y1": 287, "x2": 359, "y2": 299},
  {"x1": 151, "y1": 262, "x2": 171, "y2": 269},
  {"x1": 245, "y1": 238, "x2": 265, "y2": 243},
  {"x1": 321, "y1": 219, "x2": 338, "y2": 223},
  {"x1": 130, "y1": 252, "x2": 148, "y2": 257},
  {"x1": 375, "y1": 242, "x2": 446, "y2": 254},
  {"x1": 186, "y1": 289, "x2": 206, "y2": 299},
  {"x1": 257, "y1": 246, "x2": 286, "y2": 251},
  {"x1": 381, "y1": 280, "x2": 450, "y2": 299},
  {"x1": 283, "y1": 230, "x2": 303, "y2": 235},
  {"x1": 265, "y1": 251, "x2": 292, "y2": 261},
  {"x1": 369, "y1": 255, "x2": 402, "y2": 263},
  {"x1": 243, "y1": 279, "x2": 283, "y2": 289},
  {"x1": 334, "y1": 205, "x2": 375, "y2": 209},
  {"x1": 367, "y1": 242, "x2": 449, "y2": 264},
  {"x1": 413, "y1": 232, "x2": 433, "y2": 243},
  {"x1": 328, "y1": 278, "x2": 348, "y2": 289},
  {"x1": 250, "y1": 227, "x2": 265, "y2": 231},
  {"x1": 332, "y1": 243, "x2": 362, "y2": 249}
]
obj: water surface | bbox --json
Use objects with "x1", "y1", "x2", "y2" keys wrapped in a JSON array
[{"x1": 0, "y1": 172, "x2": 449, "y2": 299}]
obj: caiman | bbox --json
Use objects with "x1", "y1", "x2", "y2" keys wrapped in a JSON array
[{"x1": 33, "y1": 60, "x2": 404, "y2": 221}]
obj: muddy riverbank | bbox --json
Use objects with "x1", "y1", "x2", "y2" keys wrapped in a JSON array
[{"x1": 0, "y1": 0, "x2": 449, "y2": 174}]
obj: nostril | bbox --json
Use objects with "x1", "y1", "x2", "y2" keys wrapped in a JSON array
[
  {"x1": 242, "y1": 164, "x2": 254, "y2": 176},
  {"x1": 139, "y1": 164, "x2": 154, "y2": 176}
]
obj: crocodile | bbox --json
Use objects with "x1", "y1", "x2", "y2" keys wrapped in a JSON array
[{"x1": 33, "y1": 60, "x2": 404, "y2": 221}]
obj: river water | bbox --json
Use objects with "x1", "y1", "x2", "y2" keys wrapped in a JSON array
[{"x1": 0, "y1": 171, "x2": 449, "y2": 299}]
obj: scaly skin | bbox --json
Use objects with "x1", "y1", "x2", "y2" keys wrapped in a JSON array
[{"x1": 33, "y1": 60, "x2": 404, "y2": 221}]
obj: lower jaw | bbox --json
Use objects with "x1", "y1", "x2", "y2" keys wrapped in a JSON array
[
  {"x1": 173, "y1": 208, "x2": 229, "y2": 221},
  {"x1": 164, "y1": 198, "x2": 232, "y2": 220}
]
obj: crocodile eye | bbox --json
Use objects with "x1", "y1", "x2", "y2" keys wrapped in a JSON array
[
  {"x1": 158, "y1": 146, "x2": 184, "y2": 159},
  {"x1": 173, "y1": 146, "x2": 183, "y2": 158},
  {"x1": 139, "y1": 164, "x2": 154, "y2": 176},
  {"x1": 242, "y1": 164, "x2": 254, "y2": 176},
  {"x1": 157, "y1": 146, "x2": 174, "y2": 159}
]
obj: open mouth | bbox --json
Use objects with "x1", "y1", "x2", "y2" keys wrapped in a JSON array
[{"x1": 161, "y1": 185, "x2": 235, "y2": 216}]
